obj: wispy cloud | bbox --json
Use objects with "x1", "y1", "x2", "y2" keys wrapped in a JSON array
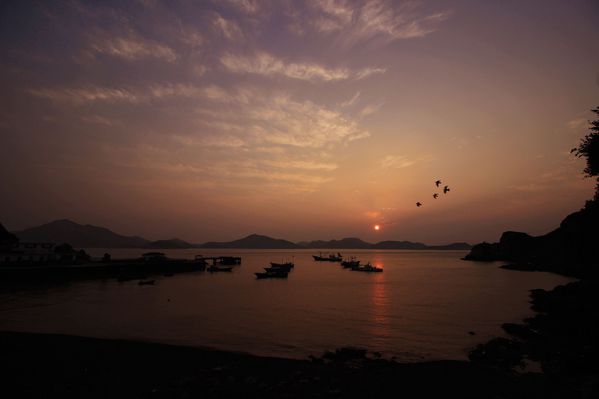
[
  {"x1": 220, "y1": 51, "x2": 385, "y2": 82},
  {"x1": 360, "y1": 102, "x2": 384, "y2": 117},
  {"x1": 213, "y1": 13, "x2": 244, "y2": 40},
  {"x1": 87, "y1": 35, "x2": 177, "y2": 62},
  {"x1": 379, "y1": 155, "x2": 418, "y2": 169},
  {"x1": 225, "y1": 0, "x2": 261, "y2": 14},
  {"x1": 340, "y1": 91, "x2": 361, "y2": 107},
  {"x1": 297, "y1": 0, "x2": 451, "y2": 47},
  {"x1": 27, "y1": 83, "x2": 236, "y2": 105}
]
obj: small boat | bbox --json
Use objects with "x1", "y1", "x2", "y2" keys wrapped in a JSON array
[
  {"x1": 207, "y1": 265, "x2": 233, "y2": 273},
  {"x1": 255, "y1": 270, "x2": 289, "y2": 279},
  {"x1": 312, "y1": 252, "x2": 342, "y2": 262},
  {"x1": 265, "y1": 264, "x2": 293, "y2": 272},
  {"x1": 351, "y1": 263, "x2": 383, "y2": 273},
  {"x1": 341, "y1": 257, "x2": 360, "y2": 268},
  {"x1": 270, "y1": 261, "x2": 294, "y2": 268},
  {"x1": 138, "y1": 279, "x2": 156, "y2": 285}
]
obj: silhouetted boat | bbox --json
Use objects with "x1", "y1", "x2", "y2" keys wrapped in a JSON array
[
  {"x1": 341, "y1": 257, "x2": 360, "y2": 268},
  {"x1": 270, "y1": 261, "x2": 294, "y2": 268},
  {"x1": 138, "y1": 279, "x2": 155, "y2": 285},
  {"x1": 207, "y1": 265, "x2": 233, "y2": 273},
  {"x1": 312, "y1": 252, "x2": 342, "y2": 262},
  {"x1": 351, "y1": 263, "x2": 383, "y2": 273},
  {"x1": 255, "y1": 270, "x2": 288, "y2": 279},
  {"x1": 264, "y1": 265, "x2": 292, "y2": 272}
]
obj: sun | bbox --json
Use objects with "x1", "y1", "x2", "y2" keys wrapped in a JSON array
[{"x1": 374, "y1": 224, "x2": 380, "y2": 231}]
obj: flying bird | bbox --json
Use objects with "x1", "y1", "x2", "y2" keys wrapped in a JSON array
[
  {"x1": 433, "y1": 193, "x2": 439, "y2": 199},
  {"x1": 435, "y1": 180, "x2": 442, "y2": 187},
  {"x1": 416, "y1": 202, "x2": 422, "y2": 207},
  {"x1": 443, "y1": 186, "x2": 450, "y2": 194}
]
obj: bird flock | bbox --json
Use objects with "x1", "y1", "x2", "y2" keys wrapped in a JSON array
[{"x1": 416, "y1": 179, "x2": 450, "y2": 207}]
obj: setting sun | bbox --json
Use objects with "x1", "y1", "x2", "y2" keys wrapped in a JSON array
[{"x1": 374, "y1": 225, "x2": 380, "y2": 231}]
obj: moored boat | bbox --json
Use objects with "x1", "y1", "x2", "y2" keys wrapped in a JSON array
[
  {"x1": 255, "y1": 270, "x2": 288, "y2": 279},
  {"x1": 312, "y1": 252, "x2": 342, "y2": 262},
  {"x1": 270, "y1": 261, "x2": 294, "y2": 268},
  {"x1": 351, "y1": 263, "x2": 383, "y2": 273}
]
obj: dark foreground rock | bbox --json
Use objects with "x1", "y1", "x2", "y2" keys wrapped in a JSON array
[
  {"x1": 469, "y1": 280, "x2": 599, "y2": 398},
  {"x1": 0, "y1": 331, "x2": 573, "y2": 399},
  {"x1": 464, "y1": 201, "x2": 599, "y2": 278}
]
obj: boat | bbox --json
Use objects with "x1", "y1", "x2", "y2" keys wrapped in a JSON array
[
  {"x1": 312, "y1": 252, "x2": 342, "y2": 262},
  {"x1": 255, "y1": 270, "x2": 289, "y2": 279},
  {"x1": 270, "y1": 261, "x2": 294, "y2": 268},
  {"x1": 341, "y1": 257, "x2": 360, "y2": 268},
  {"x1": 138, "y1": 279, "x2": 156, "y2": 285},
  {"x1": 351, "y1": 263, "x2": 383, "y2": 273},
  {"x1": 264, "y1": 263, "x2": 293, "y2": 272},
  {"x1": 207, "y1": 265, "x2": 233, "y2": 273}
]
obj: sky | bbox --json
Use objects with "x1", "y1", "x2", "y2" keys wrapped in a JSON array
[{"x1": 1, "y1": 0, "x2": 598, "y2": 244}]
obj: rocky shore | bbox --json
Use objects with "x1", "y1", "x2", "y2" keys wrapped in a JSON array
[
  {"x1": 463, "y1": 201, "x2": 599, "y2": 278},
  {"x1": 0, "y1": 331, "x2": 576, "y2": 398}
]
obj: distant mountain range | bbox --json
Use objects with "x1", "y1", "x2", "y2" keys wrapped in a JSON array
[
  {"x1": 202, "y1": 234, "x2": 301, "y2": 249},
  {"x1": 9, "y1": 219, "x2": 471, "y2": 250}
]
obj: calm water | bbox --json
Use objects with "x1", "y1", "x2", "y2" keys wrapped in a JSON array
[{"x1": 0, "y1": 249, "x2": 571, "y2": 361}]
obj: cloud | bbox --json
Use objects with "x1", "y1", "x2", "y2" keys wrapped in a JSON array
[
  {"x1": 213, "y1": 13, "x2": 244, "y2": 40},
  {"x1": 379, "y1": 155, "x2": 417, "y2": 169},
  {"x1": 355, "y1": 67, "x2": 386, "y2": 79},
  {"x1": 225, "y1": 0, "x2": 261, "y2": 14},
  {"x1": 29, "y1": 86, "x2": 142, "y2": 104},
  {"x1": 567, "y1": 116, "x2": 589, "y2": 131},
  {"x1": 220, "y1": 51, "x2": 385, "y2": 82},
  {"x1": 88, "y1": 35, "x2": 177, "y2": 62},
  {"x1": 220, "y1": 52, "x2": 350, "y2": 81},
  {"x1": 297, "y1": 0, "x2": 450, "y2": 47},
  {"x1": 262, "y1": 160, "x2": 338, "y2": 171},
  {"x1": 28, "y1": 83, "x2": 205, "y2": 104},
  {"x1": 340, "y1": 91, "x2": 361, "y2": 107},
  {"x1": 360, "y1": 102, "x2": 384, "y2": 117}
]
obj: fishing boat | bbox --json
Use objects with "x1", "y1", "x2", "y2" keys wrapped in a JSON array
[
  {"x1": 255, "y1": 270, "x2": 288, "y2": 279},
  {"x1": 264, "y1": 265, "x2": 292, "y2": 272},
  {"x1": 351, "y1": 263, "x2": 383, "y2": 273},
  {"x1": 312, "y1": 252, "x2": 342, "y2": 262},
  {"x1": 341, "y1": 257, "x2": 360, "y2": 268},
  {"x1": 138, "y1": 279, "x2": 155, "y2": 285},
  {"x1": 270, "y1": 261, "x2": 294, "y2": 268}
]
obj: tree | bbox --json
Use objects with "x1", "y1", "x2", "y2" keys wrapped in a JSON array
[{"x1": 571, "y1": 106, "x2": 599, "y2": 200}]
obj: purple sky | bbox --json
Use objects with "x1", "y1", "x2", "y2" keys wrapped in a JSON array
[{"x1": 1, "y1": 0, "x2": 598, "y2": 243}]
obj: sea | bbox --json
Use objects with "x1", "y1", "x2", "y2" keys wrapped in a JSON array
[{"x1": 0, "y1": 249, "x2": 572, "y2": 361}]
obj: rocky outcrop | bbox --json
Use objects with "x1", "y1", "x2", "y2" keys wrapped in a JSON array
[{"x1": 464, "y1": 201, "x2": 599, "y2": 277}]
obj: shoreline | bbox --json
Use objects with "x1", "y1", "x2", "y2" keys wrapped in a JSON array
[{"x1": 0, "y1": 330, "x2": 567, "y2": 398}]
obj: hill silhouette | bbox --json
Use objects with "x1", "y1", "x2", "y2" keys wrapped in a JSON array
[
  {"x1": 10, "y1": 220, "x2": 471, "y2": 250},
  {"x1": 464, "y1": 202, "x2": 599, "y2": 277},
  {"x1": 202, "y1": 234, "x2": 301, "y2": 249},
  {"x1": 14, "y1": 219, "x2": 150, "y2": 248},
  {"x1": 143, "y1": 239, "x2": 195, "y2": 249}
]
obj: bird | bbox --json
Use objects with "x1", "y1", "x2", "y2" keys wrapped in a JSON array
[
  {"x1": 433, "y1": 193, "x2": 439, "y2": 199},
  {"x1": 443, "y1": 186, "x2": 450, "y2": 194},
  {"x1": 416, "y1": 202, "x2": 422, "y2": 207},
  {"x1": 435, "y1": 180, "x2": 442, "y2": 187}
]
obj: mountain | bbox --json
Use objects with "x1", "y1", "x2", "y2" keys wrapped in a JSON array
[
  {"x1": 201, "y1": 234, "x2": 301, "y2": 249},
  {"x1": 464, "y1": 201, "x2": 599, "y2": 278},
  {"x1": 372, "y1": 240, "x2": 428, "y2": 249},
  {"x1": 144, "y1": 239, "x2": 196, "y2": 249},
  {"x1": 14, "y1": 219, "x2": 150, "y2": 248},
  {"x1": 300, "y1": 238, "x2": 471, "y2": 250},
  {"x1": 0, "y1": 223, "x2": 18, "y2": 247},
  {"x1": 303, "y1": 237, "x2": 372, "y2": 249}
]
